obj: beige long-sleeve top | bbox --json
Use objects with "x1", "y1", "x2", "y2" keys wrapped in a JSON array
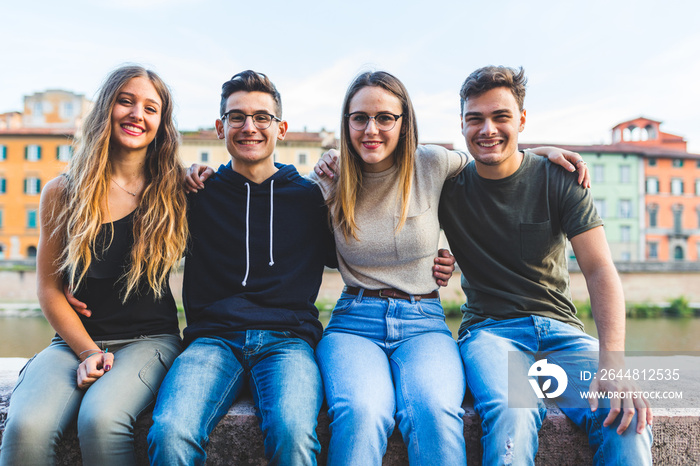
[{"x1": 310, "y1": 144, "x2": 470, "y2": 295}]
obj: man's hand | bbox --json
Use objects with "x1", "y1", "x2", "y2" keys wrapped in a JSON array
[
  {"x1": 587, "y1": 363, "x2": 653, "y2": 434},
  {"x1": 433, "y1": 248, "x2": 456, "y2": 287},
  {"x1": 313, "y1": 149, "x2": 339, "y2": 179},
  {"x1": 184, "y1": 164, "x2": 215, "y2": 193},
  {"x1": 77, "y1": 351, "x2": 114, "y2": 389},
  {"x1": 64, "y1": 284, "x2": 91, "y2": 317}
]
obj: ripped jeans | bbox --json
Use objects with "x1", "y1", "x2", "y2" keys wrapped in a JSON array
[
  {"x1": 459, "y1": 316, "x2": 652, "y2": 466},
  {"x1": 0, "y1": 334, "x2": 182, "y2": 466}
]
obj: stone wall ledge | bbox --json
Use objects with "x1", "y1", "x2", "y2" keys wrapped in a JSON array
[{"x1": 1, "y1": 357, "x2": 699, "y2": 465}]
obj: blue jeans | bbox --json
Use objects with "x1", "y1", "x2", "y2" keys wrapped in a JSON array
[
  {"x1": 316, "y1": 292, "x2": 466, "y2": 466},
  {"x1": 147, "y1": 332, "x2": 323, "y2": 466},
  {"x1": 459, "y1": 316, "x2": 653, "y2": 466},
  {"x1": 0, "y1": 334, "x2": 182, "y2": 466}
]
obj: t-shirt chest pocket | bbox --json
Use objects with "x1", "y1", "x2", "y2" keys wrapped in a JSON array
[{"x1": 520, "y1": 220, "x2": 556, "y2": 261}]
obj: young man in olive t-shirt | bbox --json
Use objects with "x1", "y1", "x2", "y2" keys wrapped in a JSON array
[{"x1": 438, "y1": 66, "x2": 653, "y2": 465}]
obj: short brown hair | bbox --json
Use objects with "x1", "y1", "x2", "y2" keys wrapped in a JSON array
[
  {"x1": 460, "y1": 66, "x2": 527, "y2": 112},
  {"x1": 220, "y1": 70, "x2": 282, "y2": 117}
]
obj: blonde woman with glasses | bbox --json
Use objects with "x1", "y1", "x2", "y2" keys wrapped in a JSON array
[{"x1": 0, "y1": 65, "x2": 187, "y2": 466}]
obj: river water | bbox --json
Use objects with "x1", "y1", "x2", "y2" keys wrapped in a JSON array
[{"x1": 2, "y1": 314, "x2": 700, "y2": 358}]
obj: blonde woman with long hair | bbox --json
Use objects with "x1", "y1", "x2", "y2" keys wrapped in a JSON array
[
  {"x1": 0, "y1": 65, "x2": 187, "y2": 466},
  {"x1": 310, "y1": 70, "x2": 589, "y2": 465}
]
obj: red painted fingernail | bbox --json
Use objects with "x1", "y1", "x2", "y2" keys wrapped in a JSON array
[{"x1": 105, "y1": 365, "x2": 111, "y2": 371}]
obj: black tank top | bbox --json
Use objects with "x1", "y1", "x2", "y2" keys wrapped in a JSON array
[{"x1": 73, "y1": 211, "x2": 179, "y2": 340}]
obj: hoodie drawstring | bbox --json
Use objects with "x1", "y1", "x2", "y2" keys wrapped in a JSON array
[
  {"x1": 241, "y1": 180, "x2": 275, "y2": 287},
  {"x1": 242, "y1": 183, "x2": 251, "y2": 286},
  {"x1": 269, "y1": 180, "x2": 275, "y2": 266}
]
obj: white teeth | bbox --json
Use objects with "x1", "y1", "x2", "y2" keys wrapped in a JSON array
[
  {"x1": 239, "y1": 141, "x2": 260, "y2": 145},
  {"x1": 122, "y1": 124, "x2": 143, "y2": 133},
  {"x1": 478, "y1": 141, "x2": 500, "y2": 147}
]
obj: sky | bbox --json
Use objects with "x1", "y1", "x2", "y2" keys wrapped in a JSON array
[{"x1": 3, "y1": 0, "x2": 700, "y2": 153}]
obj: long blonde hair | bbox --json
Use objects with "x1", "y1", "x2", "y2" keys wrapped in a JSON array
[
  {"x1": 53, "y1": 65, "x2": 188, "y2": 302},
  {"x1": 330, "y1": 71, "x2": 418, "y2": 241}
]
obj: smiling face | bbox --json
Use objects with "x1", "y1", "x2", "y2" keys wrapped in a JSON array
[
  {"x1": 110, "y1": 76, "x2": 162, "y2": 156},
  {"x1": 347, "y1": 86, "x2": 403, "y2": 173},
  {"x1": 215, "y1": 91, "x2": 287, "y2": 173},
  {"x1": 461, "y1": 86, "x2": 526, "y2": 179}
]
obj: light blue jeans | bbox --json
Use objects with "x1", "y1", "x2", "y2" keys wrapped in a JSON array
[
  {"x1": 316, "y1": 292, "x2": 466, "y2": 466},
  {"x1": 0, "y1": 334, "x2": 182, "y2": 466},
  {"x1": 147, "y1": 332, "x2": 323, "y2": 466},
  {"x1": 460, "y1": 316, "x2": 653, "y2": 466}
]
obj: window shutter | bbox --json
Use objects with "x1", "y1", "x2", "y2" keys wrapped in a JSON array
[
  {"x1": 24, "y1": 146, "x2": 28, "y2": 160},
  {"x1": 37, "y1": 146, "x2": 42, "y2": 160},
  {"x1": 35, "y1": 178, "x2": 41, "y2": 193}
]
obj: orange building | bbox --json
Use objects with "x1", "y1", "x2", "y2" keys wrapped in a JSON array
[
  {"x1": 612, "y1": 117, "x2": 700, "y2": 261},
  {"x1": 0, "y1": 128, "x2": 75, "y2": 259}
]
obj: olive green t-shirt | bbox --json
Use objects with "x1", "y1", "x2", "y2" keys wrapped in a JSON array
[{"x1": 438, "y1": 152, "x2": 603, "y2": 337}]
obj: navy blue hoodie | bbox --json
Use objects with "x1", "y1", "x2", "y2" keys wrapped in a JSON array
[{"x1": 182, "y1": 162, "x2": 337, "y2": 348}]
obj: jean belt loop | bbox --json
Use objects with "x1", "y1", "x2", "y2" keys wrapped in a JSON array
[
  {"x1": 409, "y1": 294, "x2": 416, "y2": 304},
  {"x1": 356, "y1": 287, "x2": 364, "y2": 303}
]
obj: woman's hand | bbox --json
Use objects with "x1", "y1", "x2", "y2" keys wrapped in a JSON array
[
  {"x1": 184, "y1": 164, "x2": 215, "y2": 193},
  {"x1": 530, "y1": 146, "x2": 591, "y2": 188},
  {"x1": 77, "y1": 350, "x2": 114, "y2": 389}
]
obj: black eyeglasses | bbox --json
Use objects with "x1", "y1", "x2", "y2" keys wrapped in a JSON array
[
  {"x1": 221, "y1": 111, "x2": 281, "y2": 130},
  {"x1": 345, "y1": 112, "x2": 403, "y2": 132}
]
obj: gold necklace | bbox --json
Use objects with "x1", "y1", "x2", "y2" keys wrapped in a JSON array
[{"x1": 111, "y1": 178, "x2": 140, "y2": 197}]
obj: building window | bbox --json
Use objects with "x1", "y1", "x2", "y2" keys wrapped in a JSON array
[
  {"x1": 0, "y1": 209, "x2": 3, "y2": 228},
  {"x1": 25, "y1": 145, "x2": 42, "y2": 161},
  {"x1": 61, "y1": 101, "x2": 74, "y2": 118},
  {"x1": 672, "y1": 159, "x2": 684, "y2": 168},
  {"x1": 696, "y1": 179, "x2": 700, "y2": 195},
  {"x1": 57, "y1": 145, "x2": 72, "y2": 161},
  {"x1": 619, "y1": 165, "x2": 631, "y2": 183},
  {"x1": 697, "y1": 160, "x2": 700, "y2": 168},
  {"x1": 621, "y1": 251, "x2": 631, "y2": 261},
  {"x1": 0, "y1": 178, "x2": 5, "y2": 194},
  {"x1": 26, "y1": 246, "x2": 37, "y2": 258},
  {"x1": 674, "y1": 246, "x2": 684, "y2": 261},
  {"x1": 594, "y1": 199, "x2": 607, "y2": 218},
  {"x1": 648, "y1": 242, "x2": 658, "y2": 259},
  {"x1": 298, "y1": 153, "x2": 308, "y2": 165},
  {"x1": 648, "y1": 158, "x2": 657, "y2": 167},
  {"x1": 648, "y1": 207, "x2": 658, "y2": 227},
  {"x1": 0, "y1": 145, "x2": 6, "y2": 161},
  {"x1": 27, "y1": 209, "x2": 38, "y2": 229},
  {"x1": 673, "y1": 207, "x2": 683, "y2": 233},
  {"x1": 24, "y1": 177, "x2": 41, "y2": 195},
  {"x1": 593, "y1": 164, "x2": 605, "y2": 183},
  {"x1": 620, "y1": 225, "x2": 631, "y2": 242},
  {"x1": 671, "y1": 178, "x2": 684, "y2": 195},
  {"x1": 200, "y1": 151, "x2": 209, "y2": 163},
  {"x1": 646, "y1": 178, "x2": 659, "y2": 194},
  {"x1": 619, "y1": 199, "x2": 632, "y2": 218}
]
